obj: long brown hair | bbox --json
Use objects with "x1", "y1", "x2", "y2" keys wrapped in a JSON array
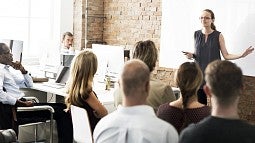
[
  {"x1": 65, "y1": 50, "x2": 98, "y2": 110},
  {"x1": 176, "y1": 62, "x2": 203, "y2": 131}
]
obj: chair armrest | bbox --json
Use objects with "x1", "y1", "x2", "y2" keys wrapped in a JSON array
[
  {"x1": 22, "y1": 96, "x2": 39, "y2": 103},
  {"x1": 17, "y1": 105, "x2": 55, "y2": 143},
  {"x1": 17, "y1": 105, "x2": 54, "y2": 113},
  {"x1": 0, "y1": 129, "x2": 17, "y2": 142}
]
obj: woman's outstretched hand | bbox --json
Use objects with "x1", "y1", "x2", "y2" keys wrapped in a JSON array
[
  {"x1": 241, "y1": 46, "x2": 254, "y2": 58},
  {"x1": 182, "y1": 51, "x2": 194, "y2": 59}
]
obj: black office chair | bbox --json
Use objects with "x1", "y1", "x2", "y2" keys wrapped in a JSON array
[
  {"x1": 0, "y1": 129, "x2": 17, "y2": 142},
  {"x1": 0, "y1": 87, "x2": 55, "y2": 143}
]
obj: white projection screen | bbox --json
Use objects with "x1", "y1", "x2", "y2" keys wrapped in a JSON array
[{"x1": 159, "y1": 0, "x2": 255, "y2": 76}]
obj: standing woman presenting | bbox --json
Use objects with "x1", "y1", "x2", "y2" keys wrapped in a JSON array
[{"x1": 183, "y1": 9, "x2": 254, "y2": 105}]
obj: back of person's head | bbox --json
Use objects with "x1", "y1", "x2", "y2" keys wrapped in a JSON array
[
  {"x1": 132, "y1": 40, "x2": 158, "y2": 72},
  {"x1": 205, "y1": 60, "x2": 243, "y2": 106},
  {"x1": 120, "y1": 59, "x2": 150, "y2": 98},
  {"x1": 176, "y1": 62, "x2": 203, "y2": 109},
  {"x1": 65, "y1": 50, "x2": 98, "y2": 109}
]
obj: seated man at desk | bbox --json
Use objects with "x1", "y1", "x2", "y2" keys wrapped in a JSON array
[
  {"x1": 60, "y1": 32, "x2": 76, "y2": 67},
  {"x1": 60, "y1": 31, "x2": 75, "y2": 54},
  {"x1": 0, "y1": 43, "x2": 73, "y2": 143}
]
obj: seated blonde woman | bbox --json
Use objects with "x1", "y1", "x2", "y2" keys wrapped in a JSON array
[
  {"x1": 65, "y1": 50, "x2": 108, "y2": 132},
  {"x1": 157, "y1": 62, "x2": 211, "y2": 133}
]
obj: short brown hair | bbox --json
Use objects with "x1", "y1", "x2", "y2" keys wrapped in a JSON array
[
  {"x1": 62, "y1": 32, "x2": 73, "y2": 41},
  {"x1": 205, "y1": 60, "x2": 243, "y2": 106}
]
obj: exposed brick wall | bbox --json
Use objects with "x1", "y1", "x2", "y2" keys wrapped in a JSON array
[
  {"x1": 86, "y1": 0, "x2": 105, "y2": 48},
  {"x1": 73, "y1": 0, "x2": 84, "y2": 50},
  {"x1": 239, "y1": 76, "x2": 255, "y2": 124},
  {"x1": 74, "y1": 0, "x2": 255, "y2": 124},
  {"x1": 103, "y1": 0, "x2": 161, "y2": 47}
]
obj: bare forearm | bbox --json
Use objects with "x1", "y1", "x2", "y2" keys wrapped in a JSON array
[
  {"x1": 223, "y1": 54, "x2": 242, "y2": 60},
  {"x1": 94, "y1": 105, "x2": 108, "y2": 118}
]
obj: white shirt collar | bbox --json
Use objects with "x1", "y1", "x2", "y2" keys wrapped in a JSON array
[
  {"x1": 0, "y1": 63, "x2": 9, "y2": 69},
  {"x1": 117, "y1": 105, "x2": 155, "y2": 116}
]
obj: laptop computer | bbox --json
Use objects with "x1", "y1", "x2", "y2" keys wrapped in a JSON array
[{"x1": 43, "y1": 66, "x2": 70, "y2": 89}]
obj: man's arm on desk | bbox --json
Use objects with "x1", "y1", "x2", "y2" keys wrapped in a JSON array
[{"x1": 15, "y1": 99, "x2": 34, "y2": 107}]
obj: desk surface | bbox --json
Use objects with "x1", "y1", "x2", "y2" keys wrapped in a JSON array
[{"x1": 32, "y1": 82, "x2": 115, "y2": 104}]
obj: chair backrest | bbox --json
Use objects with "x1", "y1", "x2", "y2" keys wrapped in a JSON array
[
  {"x1": 10, "y1": 40, "x2": 23, "y2": 62},
  {"x1": 71, "y1": 105, "x2": 93, "y2": 143}
]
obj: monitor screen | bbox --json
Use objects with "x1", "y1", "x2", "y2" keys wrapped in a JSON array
[
  {"x1": 55, "y1": 66, "x2": 70, "y2": 84},
  {"x1": 92, "y1": 44, "x2": 124, "y2": 82},
  {"x1": 60, "y1": 54, "x2": 75, "y2": 67}
]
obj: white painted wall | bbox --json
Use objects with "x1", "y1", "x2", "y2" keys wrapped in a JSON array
[{"x1": 160, "y1": 0, "x2": 255, "y2": 76}]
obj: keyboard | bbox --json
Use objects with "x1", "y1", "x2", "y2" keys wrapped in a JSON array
[{"x1": 42, "y1": 82, "x2": 66, "y2": 89}]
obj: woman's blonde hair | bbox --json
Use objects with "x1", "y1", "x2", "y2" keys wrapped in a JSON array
[
  {"x1": 65, "y1": 50, "x2": 98, "y2": 110},
  {"x1": 132, "y1": 40, "x2": 158, "y2": 72}
]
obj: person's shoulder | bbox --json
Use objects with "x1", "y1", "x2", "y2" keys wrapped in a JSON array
[
  {"x1": 0, "y1": 64, "x2": 6, "y2": 70},
  {"x1": 179, "y1": 120, "x2": 204, "y2": 142},
  {"x1": 213, "y1": 30, "x2": 221, "y2": 35},
  {"x1": 181, "y1": 116, "x2": 211, "y2": 133},
  {"x1": 198, "y1": 105, "x2": 211, "y2": 112},
  {"x1": 194, "y1": 30, "x2": 202, "y2": 34},
  {"x1": 96, "y1": 110, "x2": 117, "y2": 126},
  {"x1": 237, "y1": 119, "x2": 255, "y2": 130},
  {"x1": 157, "y1": 102, "x2": 171, "y2": 113},
  {"x1": 150, "y1": 78, "x2": 169, "y2": 88},
  {"x1": 149, "y1": 79, "x2": 175, "y2": 99},
  {"x1": 158, "y1": 119, "x2": 179, "y2": 139},
  {"x1": 194, "y1": 30, "x2": 203, "y2": 38},
  {"x1": 155, "y1": 117, "x2": 178, "y2": 132}
]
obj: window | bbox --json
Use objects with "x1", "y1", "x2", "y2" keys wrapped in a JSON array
[{"x1": 0, "y1": 0, "x2": 73, "y2": 66}]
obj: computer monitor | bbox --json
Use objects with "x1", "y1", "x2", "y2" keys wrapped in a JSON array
[
  {"x1": 124, "y1": 50, "x2": 130, "y2": 61},
  {"x1": 92, "y1": 44, "x2": 124, "y2": 82},
  {"x1": 55, "y1": 66, "x2": 70, "y2": 84},
  {"x1": 60, "y1": 54, "x2": 75, "y2": 67}
]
